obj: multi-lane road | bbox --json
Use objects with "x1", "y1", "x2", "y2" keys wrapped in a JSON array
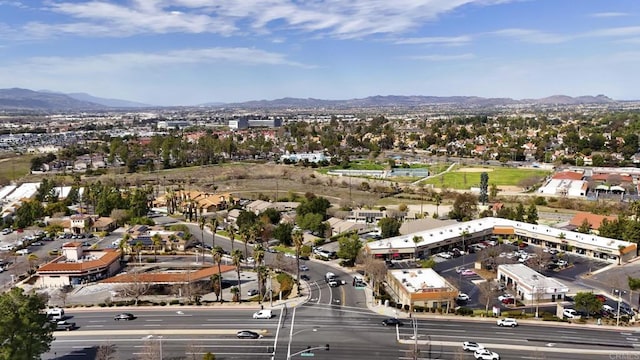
[
  {"x1": 39, "y1": 223, "x2": 640, "y2": 359},
  {"x1": 45, "y1": 305, "x2": 640, "y2": 359}
]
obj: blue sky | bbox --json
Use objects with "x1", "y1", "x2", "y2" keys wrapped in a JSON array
[{"x1": 0, "y1": 0, "x2": 639, "y2": 106}]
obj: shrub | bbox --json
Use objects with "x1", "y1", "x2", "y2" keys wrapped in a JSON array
[
  {"x1": 98, "y1": 303, "x2": 107, "y2": 307},
  {"x1": 396, "y1": 303, "x2": 403, "y2": 310},
  {"x1": 456, "y1": 307, "x2": 473, "y2": 316},
  {"x1": 404, "y1": 304, "x2": 410, "y2": 311},
  {"x1": 159, "y1": 301, "x2": 166, "y2": 306},
  {"x1": 170, "y1": 299, "x2": 180, "y2": 305}
]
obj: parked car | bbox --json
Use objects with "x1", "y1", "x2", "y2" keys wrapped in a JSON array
[
  {"x1": 461, "y1": 269, "x2": 476, "y2": 276},
  {"x1": 247, "y1": 289, "x2": 259, "y2": 297},
  {"x1": 462, "y1": 341, "x2": 484, "y2": 352},
  {"x1": 497, "y1": 294, "x2": 513, "y2": 301},
  {"x1": 301, "y1": 274, "x2": 311, "y2": 281},
  {"x1": 501, "y1": 297, "x2": 515, "y2": 305},
  {"x1": 236, "y1": 330, "x2": 262, "y2": 339},
  {"x1": 456, "y1": 293, "x2": 470, "y2": 302},
  {"x1": 595, "y1": 294, "x2": 607, "y2": 303},
  {"x1": 474, "y1": 349, "x2": 500, "y2": 360},
  {"x1": 114, "y1": 313, "x2": 135, "y2": 321},
  {"x1": 381, "y1": 318, "x2": 403, "y2": 326},
  {"x1": 299, "y1": 264, "x2": 309, "y2": 271},
  {"x1": 496, "y1": 318, "x2": 518, "y2": 327},
  {"x1": 563, "y1": 308, "x2": 580, "y2": 319},
  {"x1": 15, "y1": 248, "x2": 30, "y2": 255}
]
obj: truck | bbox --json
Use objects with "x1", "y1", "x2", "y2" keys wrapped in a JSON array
[
  {"x1": 54, "y1": 320, "x2": 76, "y2": 331},
  {"x1": 325, "y1": 272, "x2": 336, "y2": 282}
]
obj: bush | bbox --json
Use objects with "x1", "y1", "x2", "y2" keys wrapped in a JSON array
[
  {"x1": 396, "y1": 303, "x2": 403, "y2": 310},
  {"x1": 170, "y1": 299, "x2": 180, "y2": 305},
  {"x1": 159, "y1": 301, "x2": 166, "y2": 306},
  {"x1": 413, "y1": 305, "x2": 424, "y2": 312},
  {"x1": 456, "y1": 307, "x2": 473, "y2": 316},
  {"x1": 404, "y1": 304, "x2": 410, "y2": 311},
  {"x1": 98, "y1": 303, "x2": 107, "y2": 307}
]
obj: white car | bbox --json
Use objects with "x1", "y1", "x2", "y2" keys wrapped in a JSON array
[
  {"x1": 462, "y1": 341, "x2": 484, "y2": 352},
  {"x1": 438, "y1": 252, "x2": 453, "y2": 259},
  {"x1": 299, "y1": 264, "x2": 309, "y2": 271},
  {"x1": 474, "y1": 349, "x2": 500, "y2": 360},
  {"x1": 496, "y1": 318, "x2": 518, "y2": 327},
  {"x1": 16, "y1": 248, "x2": 30, "y2": 255},
  {"x1": 563, "y1": 308, "x2": 580, "y2": 319},
  {"x1": 497, "y1": 294, "x2": 513, "y2": 301},
  {"x1": 252, "y1": 310, "x2": 272, "y2": 319},
  {"x1": 456, "y1": 293, "x2": 470, "y2": 302}
]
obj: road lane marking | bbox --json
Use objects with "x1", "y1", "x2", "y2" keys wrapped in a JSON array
[
  {"x1": 88, "y1": 320, "x2": 106, "y2": 323},
  {"x1": 143, "y1": 325, "x2": 162, "y2": 327},
  {"x1": 85, "y1": 325, "x2": 104, "y2": 328},
  {"x1": 145, "y1": 319, "x2": 163, "y2": 322}
]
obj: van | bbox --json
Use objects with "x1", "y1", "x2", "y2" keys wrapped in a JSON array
[
  {"x1": 252, "y1": 309, "x2": 273, "y2": 319},
  {"x1": 325, "y1": 272, "x2": 336, "y2": 282},
  {"x1": 47, "y1": 307, "x2": 65, "y2": 321}
]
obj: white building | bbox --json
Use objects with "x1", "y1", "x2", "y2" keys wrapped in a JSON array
[
  {"x1": 366, "y1": 217, "x2": 637, "y2": 264},
  {"x1": 497, "y1": 263, "x2": 569, "y2": 302}
]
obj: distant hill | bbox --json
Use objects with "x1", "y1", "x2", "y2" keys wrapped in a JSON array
[
  {"x1": 0, "y1": 88, "x2": 105, "y2": 110},
  {"x1": 217, "y1": 94, "x2": 617, "y2": 108},
  {"x1": 66, "y1": 93, "x2": 153, "y2": 108}
]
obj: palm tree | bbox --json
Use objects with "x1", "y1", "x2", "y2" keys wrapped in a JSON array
[
  {"x1": 292, "y1": 230, "x2": 304, "y2": 294},
  {"x1": 231, "y1": 249, "x2": 244, "y2": 303},
  {"x1": 212, "y1": 246, "x2": 225, "y2": 303},
  {"x1": 240, "y1": 227, "x2": 251, "y2": 258},
  {"x1": 228, "y1": 226, "x2": 236, "y2": 252},
  {"x1": 151, "y1": 233, "x2": 162, "y2": 262},
  {"x1": 230, "y1": 286, "x2": 240, "y2": 302},
  {"x1": 209, "y1": 217, "x2": 219, "y2": 252},
  {"x1": 434, "y1": 192, "x2": 442, "y2": 218},
  {"x1": 210, "y1": 273, "x2": 222, "y2": 302},
  {"x1": 412, "y1": 235, "x2": 423, "y2": 260},
  {"x1": 253, "y1": 243, "x2": 265, "y2": 270},
  {"x1": 133, "y1": 240, "x2": 143, "y2": 265},
  {"x1": 199, "y1": 216, "x2": 206, "y2": 263},
  {"x1": 27, "y1": 253, "x2": 39, "y2": 273},
  {"x1": 256, "y1": 265, "x2": 269, "y2": 304}
]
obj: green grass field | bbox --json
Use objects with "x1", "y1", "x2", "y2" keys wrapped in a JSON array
[
  {"x1": 422, "y1": 166, "x2": 550, "y2": 189},
  {"x1": 0, "y1": 155, "x2": 34, "y2": 180}
]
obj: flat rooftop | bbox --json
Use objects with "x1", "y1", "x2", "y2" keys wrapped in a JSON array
[{"x1": 389, "y1": 268, "x2": 453, "y2": 293}]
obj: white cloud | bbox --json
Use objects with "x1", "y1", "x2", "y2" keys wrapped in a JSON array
[
  {"x1": 589, "y1": 12, "x2": 630, "y2": 18},
  {"x1": 395, "y1": 35, "x2": 472, "y2": 46},
  {"x1": 405, "y1": 53, "x2": 475, "y2": 61},
  {"x1": 585, "y1": 26, "x2": 640, "y2": 38},
  {"x1": 20, "y1": 0, "x2": 516, "y2": 39},
  {"x1": 490, "y1": 28, "x2": 571, "y2": 44}
]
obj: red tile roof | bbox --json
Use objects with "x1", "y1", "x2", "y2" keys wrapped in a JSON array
[
  {"x1": 63, "y1": 242, "x2": 82, "y2": 248},
  {"x1": 37, "y1": 249, "x2": 121, "y2": 273},
  {"x1": 101, "y1": 265, "x2": 236, "y2": 284},
  {"x1": 569, "y1": 212, "x2": 617, "y2": 230},
  {"x1": 552, "y1": 171, "x2": 584, "y2": 180}
]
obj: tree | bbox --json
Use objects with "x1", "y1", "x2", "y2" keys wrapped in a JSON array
[
  {"x1": 203, "y1": 352, "x2": 216, "y2": 360},
  {"x1": 489, "y1": 183, "x2": 499, "y2": 200},
  {"x1": 477, "y1": 281, "x2": 499, "y2": 316},
  {"x1": 199, "y1": 216, "x2": 206, "y2": 262},
  {"x1": 209, "y1": 217, "x2": 219, "y2": 252},
  {"x1": 412, "y1": 235, "x2": 423, "y2": 260},
  {"x1": 479, "y1": 172, "x2": 489, "y2": 205},
  {"x1": 151, "y1": 233, "x2": 163, "y2": 262},
  {"x1": 578, "y1": 218, "x2": 592, "y2": 234},
  {"x1": 448, "y1": 193, "x2": 478, "y2": 221},
  {"x1": 228, "y1": 226, "x2": 236, "y2": 252},
  {"x1": 273, "y1": 222, "x2": 294, "y2": 246},
  {"x1": 212, "y1": 246, "x2": 225, "y2": 303},
  {"x1": 378, "y1": 217, "x2": 401, "y2": 238},
  {"x1": 240, "y1": 227, "x2": 251, "y2": 258},
  {"x1": 628, "y1": 276, "x2": 640, "y2": 309},
  {"x1": 0, "y1": 287, "x2": 54, "y2": 360},
  {"x1": 210, "y1": 273, "x2": 222, "y2": 302},
  {"x1": 573, "y1": 292, "x2": 602, "y2": 318},
  {"x1": 433, "y1": 192, "x2": 442, "y2": 218},
  {"x1": 526, "y1": 203, "x2": 539, "y2": 224},
  {"x1": 514, "y1": 203, "x2": 525, "y2": 222},
  {"x1": 292, "y1": 230, "x2": 304, "y2": 293},
  {"x1": 337, "y1": 233, "x2": 364, "y2": 266},
  {"x1": 231, "y1": 249, "x2": 244, "y2": 303},
  {"x1": 118, "y1": 268, "x2": 152, "y2": 306}
]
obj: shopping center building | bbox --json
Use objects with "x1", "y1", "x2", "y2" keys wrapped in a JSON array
[{"x1": 366, "y1": 217, "x2": 637, "y2": 264}]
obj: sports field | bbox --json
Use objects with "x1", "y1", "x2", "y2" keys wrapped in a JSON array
[{"x1": 422, "y1": 166, "x2": 550, "y2": 190}]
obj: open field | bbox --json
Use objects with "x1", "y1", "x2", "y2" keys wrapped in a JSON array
[
  {"x1": 0, "y1": 154, "x2": 34, "y2": 181},
  {"x1": 422, "y1": 166, "x2": 551, "y2": 190}
]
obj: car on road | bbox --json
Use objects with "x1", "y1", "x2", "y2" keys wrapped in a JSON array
[
  {"x1": 381, "y1": 318, "x2": 403, "y2": 326},
  {"x1": 563, "y1": 308, "x2": 580, "y2": 319},
  {"x1": 299, "y1": 264, "x2": 309, "y2": 271},
  {"x1": 247, "y1": 289, "x2": 259, "y2": 296},
  {"x1": 497, "y1": 294, "x2": 513, "y2": 301},
  {"x1": 474, "y1": 349, "x2": 500, "y2": 360},
  {"x1": 496, "y1": 318, "x2": 518, "y2": 327},
  {"x1": 54, "y1": 320, "x2": 76, "y2": 331},
  {"x1": 236, "y1": 330, "x2": 262, "y2": 339},
  {"x1": 328, "y1": 280, "x2": 339, "y2": 287},
  {"x1": 462, "y1": 341, "x2": 484, "y2": 352},
  {"x1": 301, "y1": 274, "x2": 310, "y2": 281},
  {"x1": 253, "y1": 310, "x2": 273, "y2": 319},
  {"x1": 114, "y1": 313, "x2": 135, "y2": 321},
  {"x1": 30, "y1": 241, "x2": 44, "y2": 247},
  {"x1": 456, "y1": 293, "x2": 470, "y2": 302},
  {"x1": 455, "y1": 267, "x2": 467, "y2": 274}
]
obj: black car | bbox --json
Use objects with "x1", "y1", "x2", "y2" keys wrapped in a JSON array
[
  {"x1": 236, "y1": 330, "x2": 262, "y2": 339},
  {"x1": 114, "y1": 313, "x2": 135, "y2": 321},
  {"x1": 301, "y1": 274, "x2": 310, "y2": 281},
  {"x1": 382, "y1": 318, "x2": 403, "y2": 326}
]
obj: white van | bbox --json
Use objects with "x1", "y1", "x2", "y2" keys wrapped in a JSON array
[
  {"x1": 325, "y1": 272, "x2": 336, "y2": 282},
  {"x1": 47, "y1": 307, "x2": 65, "y2": 321},
  {"x1": 252, "y1": 309, "x2": 272, "y2": 319}
]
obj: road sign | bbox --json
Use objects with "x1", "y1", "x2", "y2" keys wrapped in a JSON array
[{"x1": 300, "y1": 353, "x2": 315, "y2": 357}]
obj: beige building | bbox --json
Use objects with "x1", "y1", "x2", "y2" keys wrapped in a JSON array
[
  {"x1": 36, "y1": 242, "x2": 122, "y2": 287},
  {"x1": 386, "y1": 268, "x2": 458, "y2": 311}
]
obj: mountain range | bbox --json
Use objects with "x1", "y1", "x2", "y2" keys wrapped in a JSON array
[{"x1": 0, "y1": 88, "x2": 622, "y2": 111}]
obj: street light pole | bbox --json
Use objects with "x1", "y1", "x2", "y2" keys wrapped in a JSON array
[{"x1": 159, "y1": 336, "x2": 163, "y2": 360}]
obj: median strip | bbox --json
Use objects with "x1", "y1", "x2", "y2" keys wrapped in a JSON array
[{"x1": 54, "y1": 329, "x2": 269, "y2": 337}]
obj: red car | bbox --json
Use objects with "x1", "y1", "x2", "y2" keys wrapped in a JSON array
[
  {"x1": 595, "y1": 294, "x2": 607, "y2": 303},
  {"x1": 501, "y1": 297, "x2": 516, "y2": 305}
]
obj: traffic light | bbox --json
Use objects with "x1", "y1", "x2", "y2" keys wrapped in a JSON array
[{"x1": 325, "y1": 344, "x2": 330, "y2": 351}]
